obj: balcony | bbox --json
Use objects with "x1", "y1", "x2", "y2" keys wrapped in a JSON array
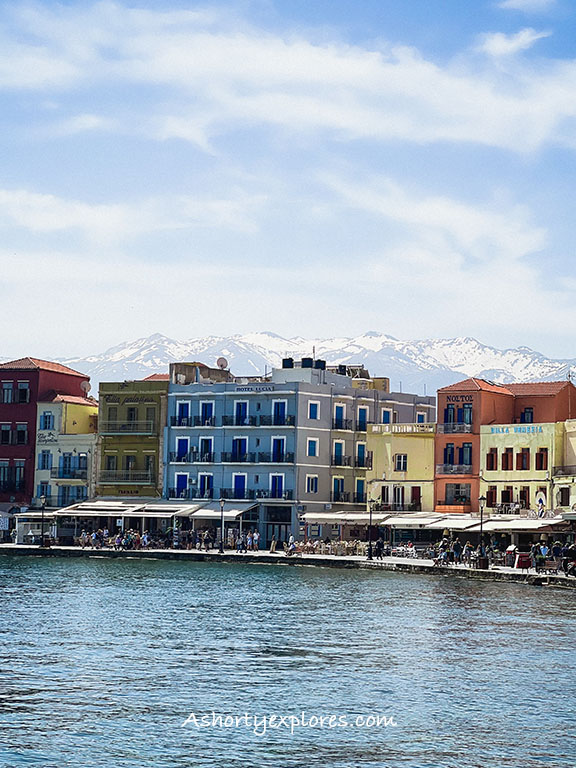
[
  {"x1": 220, "y1": 488, "x2": 257, "y2": 500},
  {"x1": 100, "y1": 421, "x2": 155, "y2": 435},
  {"x1": 371, "y1": 423, "x2": 436, "y2": 435},
  {"x1": 170, "y1": 416, "x2": 216, "y2": 427},
  {"x1": 437, "y1": 423, "x2": 473, "y2": 434},
  {"x1": 98, "y1": 470, "x2": 155, "y2": 484},
  {"x1": 50, "y1": 468, "x2": 88, "y2": 480},
  {"x1": 168, "y1": 488, "x2": 214, "y2": 500},
  {"x1": 256, "y1": 489, "x2": 293, "y2": 500},
  {"x1": 374, "y1": 502, "x2": 422, "y2": 512},
  {"x1": 355, "y1": 421, "x2": 371, "y2": 432},
  {"x1": 258, "y1": 415, "x2": 295, "y2": 427},
  {"x1": 331, "y1": 454, "x2": 353, "y2": 467},
  {"x1": 332, "y1": 418, "x2": 353, "y2": 431},
  {"x1": 354, "y1": 454, "x2": 373, "y2": 469},
  {"x1": 330, "y1": 491, "x2": 350, "y2": 503},
  {"x1": 257, "y1": 452, "x2": 295, "y2": 463},
  {"x1": 222, "y1": 415, "x2": 257, "y2": 427},
  {"x1": 435, "y1": 501, "x2": 472, "y2": 513},
  {"x1": 354, "y1": 493, "x2": 367, "y2": 504},
  {"x1": 221, "y1": 452, "x2": 257, "y2": 463},
  {"x1": 194, "y1": 416, "x2": 216, "y2": 427},
  {"x1": 553, "y1": 465, "x2": 576, "y2": 476},
  {"x1": 169, "y1": 452, "x2": 215, "y2": 463},
  {"x1": 436, "y1": 464, "x2": 473, "y2": 475}
]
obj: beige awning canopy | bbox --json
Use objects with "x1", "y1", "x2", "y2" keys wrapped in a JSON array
[
  {"x1": 381, "y1": 514, "x2": 444, "y2": 528},
  {"x1": 465, "y1": 517, "x2": 566, "y2": 533},
  {"x1": 190, "y1": 501, "x2": 256, "y2": 520},
  {"x1": 425, "y1": 516, "x2": 479, "y2": 531}
]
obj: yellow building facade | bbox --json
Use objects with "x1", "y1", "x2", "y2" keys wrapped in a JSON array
[
  {"x1": 366, "y1": 423, "x2": 436, "y2": 512},
  {"x1": 479, "y1": 422, "x2": 564, "y2": 512},
  {"x1": 96, "y1": 379, "x2": 168, "y2": 498}
]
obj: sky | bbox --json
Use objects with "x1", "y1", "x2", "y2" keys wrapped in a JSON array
[{"x1": 1, "y1": 0, "x2": 576, "y2": 359}]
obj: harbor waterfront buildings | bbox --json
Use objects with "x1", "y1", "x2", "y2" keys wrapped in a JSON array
[
  {"x1": 4, "y1": 351, "x2": 576, "y2": 548},
  {"x1": 164, "y1": 358, "x2": 435, "y2": 545}
]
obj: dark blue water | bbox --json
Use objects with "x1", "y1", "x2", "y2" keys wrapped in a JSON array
[{"x1": 0, "y1": 556, "x2": 574, "y2": 768}]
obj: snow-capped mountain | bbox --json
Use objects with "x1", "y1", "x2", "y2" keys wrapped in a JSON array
[{"x1": 60, "y1": 332, "x2": 575, "y2": 395}]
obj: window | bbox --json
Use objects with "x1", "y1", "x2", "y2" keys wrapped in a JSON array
[
  {"x1": 14, "y1": 460, "x2": 25, "y2": 483},
  {"x1": 105, "y1": 455, "x2": 117, "y2": 471},
  {"x1": 2, "y1": 382, "x2": 13, "y2": 403},
  {"x1": 108, "y1": 406, "x2": 117, "y2": 422},
  {"x1": 501, "y1": 486, "x2": 513, "y2": 504},
  {"x1": 445, "y1": 483, "x2": 471, "y2": 504},
  {"x1": 38, "y1": 450, "x2": 52, "y2": 470},
  {"x1": 306, "y1": 475, "x2": 318, "y2": 493},
  {"x1": 40, "y1": 411, "x2": 54, "y2": 430},
  {"x1": 307, "y1": 438, "x2": 318, "y2": 457},
  {"x1": 519, "y1": 487, "x2": 530, "y2": 508},
  {"x1": 444, "y1": 443, "x2": 455, "y2": 465},
  {"x1": 127, "y1": 407, "x2": 138, "y2": 423},
  {"x1": 486, "y1": 486, "x2": 497, "y2": 507},
  {"x1": 17, "y1": 382, "x2": 29, "y2": 403},
  {"x1": 486, "y1": 447, "x2": 498, "y2": 471},
  {"x1": 146, "y1": 407, "x2": 156, "y2": 425},
  {"x1": 357, "y1": 407, "x2": 368, "y2": 430},
  {"x1": 463, "y1": 403, "x2": 473, "y2": 424},
  {"x1": 355, "y1": 478, "x2": 365, "y2": 502},
  {"x1": 520, "y1": 407, "x2": 534, "y2": 424},
  {"x1": 502, "y1": 447, "x2": 513, "y2": 471},
  {"x1": 0, "y1": 425, "x2": 11, "y2": 445},
  {"x1": 516, "y1": 448, "x2": 530, "y2": 470},
  {"x1": 560, "y1": 487, "x2": 570, "y2": 507},
  {"x1": 15, "y1": 425, "x2": 27, "y2": 445},
  {"x1": 308, "y1": 401, "x2": 319, "y2": 420},
  {"x1": 444, "y1": 404, "x2": 455, "y2": 424},
  {"x1": 38, "y1": 481, "x2": 50, "y2": 499},
  {"x1": 145, "y1": 455, "x2": 155, "y2": 473},
  {"x1": 535, "y1": 447, "x2": 548, "y2": 471},
  {"x1": 460, "y1": 442, "x2": 472, "y2": 466},
  {"x1": 416, "y1": 412, "x2": 425, "y2": 424},
  {"x1": 381, "y1": 409, "x2": 391, "y2": 424},
  {"x1": 395, "y1": 454, "x2": 407, "y2": 472},
  {"x1": 124, "y1": 455, "x2": 136, "y2": 471}
]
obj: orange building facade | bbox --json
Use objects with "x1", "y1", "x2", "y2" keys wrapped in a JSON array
[{"x1": 435, "y1": 378, "x2": 576, "y2": 515}]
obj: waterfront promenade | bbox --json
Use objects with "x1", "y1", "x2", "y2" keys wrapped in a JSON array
[{"x1": 1, "y1": 544, "x2": 575, "y2": 590}]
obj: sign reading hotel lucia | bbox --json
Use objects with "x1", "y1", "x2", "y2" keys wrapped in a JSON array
[{"x1": 489, "y1": 425, "x2": 544, "y2": 434}]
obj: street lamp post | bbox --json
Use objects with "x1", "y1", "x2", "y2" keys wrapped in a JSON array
[
  {"x1": 219, "y1": 497, "x2": 225, "y2": 554},
  {"x1": 367, "y1": 498, "x2": 374, "y2": 560},
  {"x1": 39, "y1": 494, "x2": 46, "y2": 547},
  {"x1": 478, "y1": 494, "x2": 486, "y2": 558}
]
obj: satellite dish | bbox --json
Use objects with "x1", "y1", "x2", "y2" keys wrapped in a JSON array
[
  {"x1": 81, "y1": 381, "x2": 91, "y2": 393},
  {"x1": 217, "y1": 357, "x2": 228, "y2": 370}
]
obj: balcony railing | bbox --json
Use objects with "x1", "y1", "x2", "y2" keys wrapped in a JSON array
[
  {"x1": 222, "y1": 415, "x2": 258, "y2": 426},
  {"x1": 169, "y1": 452, "x2": 215, "y2": 463},
  {"x1": 355, "y1": 421, "x2": 371, "y2": 432},
  {"x1": 194, "y1": 416, "x2": 216, "y2": 427},
  {"x1": 50, "y1": 468, "x2": 88, "y2": 480},
  {"x1": 167, "y1": 488, "x2": 214, "y2": 500},
  {"x1": 258, "y1": 415, "x2": 295, "y2": 427},
  {"x1": 330, "y1": 491, "x2": 350, "y2": 503},
  {"x1": 371, "y1": 423, "x2": 436, "y2": 435},
  {"x1": 220, "y1": 488, "x2": 257, "y2": 500},
  {"x1": 553, "y1": 465, "x2": 576, "y2": 476},
  {"x1": 257, "y1": 452, "x2": 295, "y2": 463},
  {"x1": 331, "y1": 455, "x2": 352, "y2": 467},
  {"x1": 256, "y1": 489, "x2": 293, "y2": 500},
  {"x1": 221, "y1": 452, "x2": 257, "y2": 463},
  {"x1": 437, "y1": 423, "x2": 473, "y2": 434},
  {"x1": 354, "y1": 454, "x2": 373, "y2": 469},
  {"x1": 436, "y1": 464, "x2": 473, "y2": 475},
  {"x1": 170, "y1": 416, "x2": 217, "y2": 427},
  {"x1": 354, "y1": 493, "x2": 367, "y2": 504},
  {"x1": 100, "y1": 421, "x2": 155, "y2": 435},
  {"x1": 332, "y1": 418, "x2": 353, "y2": 431},
  {"x1": 98, "y1": 470, "x2": 155, "y2": 484},
  {"x1": 374, "y1": 502, "x2": 422, "y2": 512}
]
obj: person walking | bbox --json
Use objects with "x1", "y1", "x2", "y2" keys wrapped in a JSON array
[{"x1": 253, "y1": 530, "x2": 260, "y2": 551}]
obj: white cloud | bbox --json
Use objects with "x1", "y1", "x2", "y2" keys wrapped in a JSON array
[
  {"x1": 477, "y1": 27, "x2": 551, "y2": 56},
  {"x1": 498, "y1": 0, "x2": 556, "y2": 12},
  {"x1": 0, "y1": 3, "x2": 575, "y2": 152},
  {"x1": 0, "y1": 188, "x2": 266, "y2": 240}
]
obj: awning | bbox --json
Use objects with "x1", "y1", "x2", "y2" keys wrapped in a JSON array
[
  {"x1": 465, "y1": 517, "x2": 566, "y2": 532},
  {"x1": 301, "y1": 511, "x2": 375, "y2": 525},
  {"x1": 60, "y1": 500, "x2": 201, "y2": 517},
  {"x1": 382, "y1": 514, "x2": 444, "y2": 529},
  {"x1": 190, "y1": 501, "x2": 256, "y2": 521},
  {"x1": 425, "y1": 516, "x2": 479, "y2": 530}
]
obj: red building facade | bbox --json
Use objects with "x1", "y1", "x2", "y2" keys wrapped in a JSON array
[{"x1": 0, "y1": 358, "x2": 90, "y2": 509}]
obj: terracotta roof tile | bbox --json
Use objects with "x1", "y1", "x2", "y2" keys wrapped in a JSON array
[
  {"x1": 438, "y1": 377, "x2": 513, "y2": 395},
  {"x1": 142, "y1": 373, "x2": 170, "y2": 381},
  {"x1": 506, "y1": 381, "x2": 572, "y2": 396},
  {"x1": 47, "y1": 394, "x2": 99, "y2": 406},
  {"x1": 0, "y1": 357, "x2": 87, "y2": 377}
]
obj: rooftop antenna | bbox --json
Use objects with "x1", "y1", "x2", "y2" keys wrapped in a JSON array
[{"x1": 399, "y1": 381, "x2": 403, "y2": 393}]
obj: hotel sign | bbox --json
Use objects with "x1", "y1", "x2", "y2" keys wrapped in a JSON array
[
  {"x1": 490, "y1": 425, "x2": 544, "y2": 434},
  {"x1": 235, "y1": 386, "x2": 274, "y2": 392}
]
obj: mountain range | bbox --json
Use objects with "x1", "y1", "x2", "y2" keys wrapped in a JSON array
[{"x1": 57, "y1": 332, "x2": 575, "y2": 395}]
